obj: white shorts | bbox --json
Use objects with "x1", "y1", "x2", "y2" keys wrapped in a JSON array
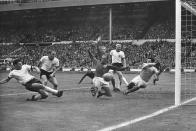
[
  {"x1": 93, "y1": 77, "x2": 110, "y2": 91},
  {"x1": 131, "y1": 75, "x2": 148, "y2": 88}
]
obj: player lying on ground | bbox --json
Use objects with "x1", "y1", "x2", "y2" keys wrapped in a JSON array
[
  {"x1": 124, "y1": 60, "x2": 161, "y2": 95},
  {"x1": 0, "y1": 59, "x2": 63, "y2": 101},
  {"x1": 78, "y1": 69, "x2": 95, "y2": 84}
]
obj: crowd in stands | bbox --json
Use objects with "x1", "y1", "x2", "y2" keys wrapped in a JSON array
[
  {"x1": 144, "y1": 20, "x2": 175, "y2": 39},
  {"x1": 0, "y1": 41, "x2": 178, "y2": 69},
  {"x1": 1, "y1": 39, "x2": 196, "y2": 69},
  {"x1": 0, "y1": 1, "x2": 178, "y2": 43},
  {"x1": 0, "y1": 19, "x2": 176, "y2": 43}
]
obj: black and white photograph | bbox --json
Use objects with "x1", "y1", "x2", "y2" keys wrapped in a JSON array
[{"x1": 0, "y1": 0, "x2": 196, "y2": 131}]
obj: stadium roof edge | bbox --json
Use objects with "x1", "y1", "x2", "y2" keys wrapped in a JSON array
[{"x1": 0, "y1": 0, "x2": 169, "y2": 12}]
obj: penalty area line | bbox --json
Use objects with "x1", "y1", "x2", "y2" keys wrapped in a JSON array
[
  {"x1": 0, "y1": 86, "x2": 90, "y2": 97},
  {"x1": 98, "y1": 97, "x2": 196, "y2": 131}
]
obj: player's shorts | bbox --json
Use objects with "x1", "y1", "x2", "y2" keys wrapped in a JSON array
[
  {"x1": 93, "y1": 77, "x2": 110, "y2": 91},
  {"x1": 112, "y1": 63, "x2": 123, "y2": 68},
  {"x1": 111, "y1": 63, "x2": 123, "y2": 73},
  {"x1": 131, "y1": 75, "x2": 148, "y2": 88},
  {"x1": 24, "y1": 78, "x2": 43, "y2": 92},
  {"x1": 40, "y1": 69, "x2": 53, "y2": 79}
]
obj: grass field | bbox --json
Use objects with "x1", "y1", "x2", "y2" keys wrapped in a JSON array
[{"x1": 0, "y1": 71, "x2": 196, "y2": 131}]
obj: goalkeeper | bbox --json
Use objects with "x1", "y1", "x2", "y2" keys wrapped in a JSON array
[{"x1": 124, "y1": 58, "x2": 161, "y2": 95}]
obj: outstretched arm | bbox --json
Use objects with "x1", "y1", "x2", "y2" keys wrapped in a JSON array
[
  {"x1": 78, "y1": 73, "x2": 88, "y2": 84},
  {"x1": 0, "y1": 77, "x2": 12, "y2": 84}
]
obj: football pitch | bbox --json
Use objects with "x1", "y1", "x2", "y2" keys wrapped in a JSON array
[{"x1": 0, "y1": 72, "x2": 196, "y2": 131}]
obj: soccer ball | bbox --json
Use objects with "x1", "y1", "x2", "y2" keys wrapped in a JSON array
[{"x1": 103, "y1": 73, "x2": 113, "y2": 82}]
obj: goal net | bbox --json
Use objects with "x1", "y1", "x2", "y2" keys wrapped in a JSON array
[{"x1": 178, "y1": 0, "x2": 196, "y2": 105}]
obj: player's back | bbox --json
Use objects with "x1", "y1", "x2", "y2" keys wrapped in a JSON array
[{"x1": 95, "y1": 62, "x2": 109, "y2": 77}]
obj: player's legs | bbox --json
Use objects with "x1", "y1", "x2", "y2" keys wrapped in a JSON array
[
  {"x1": 35, "y1": 83, "x2": 63, "y2": 98},
  {"x1": 31, "y1": 83, "x2": 58, "y2": 94},
  {"x1": 109, "y1": 70, "x2": 120, "y2": 92},
  {"x1": 27, "y1": 90, "x2": 49, "y2": 101},
  {"x1": 40, "y1": 75, "x2": 48, "y2": 86},
  {"x1": 111, "y1": 77, "x2": 119, "y2": 91},
  {"x1": 124, "y1": 82, "x2": 140, "y2": 95},
  {"x1": 48, "y1": 77, "x2": 58, "y2": 90},
  {"x1": 116, "y1": 71, "x2": 128, "y2": 88},
  {"x1": 124, "y1": 75, "x2": 147, "y2": 95},
  {"x1": 26, "y1": 79, "x2": 63, "y2": 101}
]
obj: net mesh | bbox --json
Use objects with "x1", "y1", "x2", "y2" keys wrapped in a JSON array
[{"x1": 181, "y1": 2, "x2": 196, "y2": 102}]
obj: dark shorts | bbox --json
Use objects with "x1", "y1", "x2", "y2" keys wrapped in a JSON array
[
  {"x1": 24, "y1": 78, "x2": 42, "y2": 92},
  {"x1": 112, "y1": 63, "x2": 123, "y2": 69},
  {"x1": 40, "y1": 69, "x2": 53, "y2": 79}
]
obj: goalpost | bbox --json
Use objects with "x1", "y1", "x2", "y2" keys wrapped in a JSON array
[{"x1": 175, "y1": 0, "x2": 181, "y2": 105}]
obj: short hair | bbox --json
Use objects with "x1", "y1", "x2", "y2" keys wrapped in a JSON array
[
  {"x1": 13, "y1": 59, "x2": 21, "y2": 66},
  {"x1": 116, "y1": 44, "x2": 121, "y2": 47},
  {"x1": 48, "y1": 50, "x2": 56, "y2": 55}
]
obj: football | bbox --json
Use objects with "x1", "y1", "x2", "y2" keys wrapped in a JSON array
[{"x1": 103, "y1": 73, "x2": 113, "y2": 82}]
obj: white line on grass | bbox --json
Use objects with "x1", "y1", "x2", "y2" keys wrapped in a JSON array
[
  {"x1": 0, "y1": 87, "x2": 90, "y2": 97},
  {"x1": 98, "y1": 97, "x2": 196, "y2": 131}
]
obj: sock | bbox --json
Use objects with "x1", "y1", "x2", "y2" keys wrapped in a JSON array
[
  {"x1": 43, "y1": 85, "x2": 58, "y2": 94},
  {"x1": 122, "y1": 76, "x2": 129, "y2": 85}
]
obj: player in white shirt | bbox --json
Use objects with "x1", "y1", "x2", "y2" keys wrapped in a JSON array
[
  {"x1": 0, "y1": 59, "x2": 63, "y2": 101},
  {"x1": 110, "y1": 44, "x2": 129, "y2": 91},
  {"x1": 38, "y1": 50, "x2": 60, "y2": 89},
  {"x1": 124, "y1": 58, "x2": 161, "y2": 95}
]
